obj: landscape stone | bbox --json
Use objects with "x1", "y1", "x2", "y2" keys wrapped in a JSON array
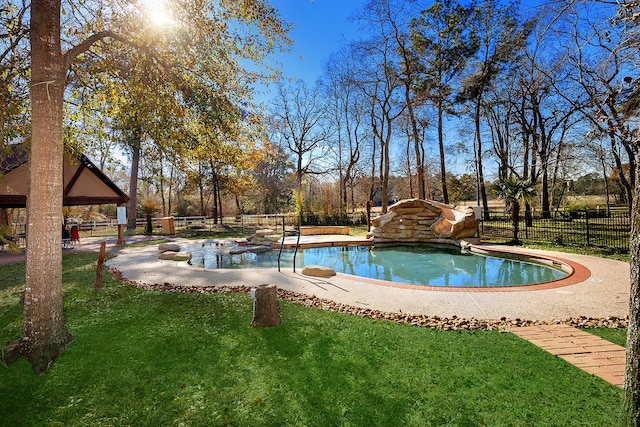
[
  {"x1": 301, "y1": 265, "x2": 336, "y2": 277},
  {"x1": 159, "y1": 251, "x2": 178, "y2": 260},
  {"x1": 158, "y1": 243, "x2": 181, "y2": 252}
]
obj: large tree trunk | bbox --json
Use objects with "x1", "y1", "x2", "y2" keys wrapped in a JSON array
[
  {"x1": 3, "y1": 0, "x2": 73, "y2": 374},
  {"x1": 624, "y1": 159, "x2": 640, "y2": 425},
  {"x1": 541, "y1": 166, "x2": 551, "y2": 219}
]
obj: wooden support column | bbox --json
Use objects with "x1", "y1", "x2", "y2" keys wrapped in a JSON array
[
  {"x1": 116, "y1": 224, "x2": 124, "y2": 245},
  {"x1": 116, "y1": 205, "x2": 125, "y2": 244}
]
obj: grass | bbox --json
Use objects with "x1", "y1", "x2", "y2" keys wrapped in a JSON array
[
  {"x1": 584, "y1": 328, "x2": 628, "y2": 347},
  {"x1": 0, "y1": 252, "x2": 625, "y2": 426},
  {"x1": 482, "y1": 239, "x2": 632, "y2": 263}
]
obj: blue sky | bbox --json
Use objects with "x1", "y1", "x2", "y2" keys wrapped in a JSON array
[
  {"x1": 266, "y1": 0, "x2": 541, "y2": 92},
  {"x1": 269, "y1": 0, "x2": 363, "y2": 86}
]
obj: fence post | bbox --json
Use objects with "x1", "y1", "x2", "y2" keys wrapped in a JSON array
[{"x1": 585, "y1": 210, "x2": 590, "y2": 246}]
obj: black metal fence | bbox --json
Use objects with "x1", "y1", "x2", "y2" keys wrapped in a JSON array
[{"x1": 479, "y1": 209, "x2": 630, "y2": 252}]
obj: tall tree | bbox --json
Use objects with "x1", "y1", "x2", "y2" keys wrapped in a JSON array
[
  {"x1": 7, "y1": 0, "x2": 75, "y2": 374},
  {"x1": 2, "y1": 0, "x2": 291, "y2": 374},
  {"x1": 362, "y1": 0, "x2": 430, "y2": 200},
  {"x1": 608, "y1": 2, "x2": 640, "y2": 423},
  {"x1": 271, "y1": 79, "x2": 329, "y2": 195},
  {"x1": 410, "y1": 0, "x2": 477, "y2": 204},
  {"x1": 555, "y1": 1, "x2": 635, "y2": 213},
  {"x1": 321, "y1": 47, "x2": 368, "y2": 216},
  {"x1": 457, "y1": 0, "x2": 532, "y2": 219}
]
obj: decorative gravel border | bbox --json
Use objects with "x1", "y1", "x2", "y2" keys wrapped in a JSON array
[{"x1": 110, "y1": 267, "x2": 628, "y2": 331}]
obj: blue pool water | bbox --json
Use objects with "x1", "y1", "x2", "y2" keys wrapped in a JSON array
[{"x1": 186, "y1": 243, "x2": 567, "y2": 288}]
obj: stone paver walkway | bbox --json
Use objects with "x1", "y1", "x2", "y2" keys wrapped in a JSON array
[{"x1": 511, "y1": 324, "x2": 626, "y2": 387}]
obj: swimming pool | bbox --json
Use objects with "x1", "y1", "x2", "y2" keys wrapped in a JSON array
[{"x1": 186, "y1": 243, "x2": 568, "y2": 288}]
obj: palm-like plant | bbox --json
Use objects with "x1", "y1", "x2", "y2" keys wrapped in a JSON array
[
  {"x1": 140, "y1": 201, "x2": 158, "y2": 235},
  {"x1": 492, "y1": 177, "x2": 537, "y2": 243}
]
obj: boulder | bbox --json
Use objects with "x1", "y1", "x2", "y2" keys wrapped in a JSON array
[
  {"x1": 301, "y1": 265, "x2": 336, "y2": 278},
  {"x1": 173, "y1": 252, "x2": 191, "y2": 262},
  {"x1": 159, "y1": 251, "x2": 178, "y2": 260},
  {"x1": 158, "y1": 243, "x2": 181, "y2": 252}
]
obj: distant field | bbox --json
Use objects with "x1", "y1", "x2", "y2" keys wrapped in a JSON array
[
  {"x1": 563, "y1": 195, "x2": 615, "y2": 207},
  {"x1": 458, "y1": 195, "x2": 622, "y2": 210}
]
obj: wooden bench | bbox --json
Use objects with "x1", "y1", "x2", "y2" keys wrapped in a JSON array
[{"x1": 299, "y1": 226, "x2": 350, "y2": 236}]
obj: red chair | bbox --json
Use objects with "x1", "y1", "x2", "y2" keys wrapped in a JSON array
[{"x1": 71, "y1": 226, "x2": 80, "y2": 246}]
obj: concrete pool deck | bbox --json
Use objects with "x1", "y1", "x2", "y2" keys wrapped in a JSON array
[
  {"x1": 0, "y1": 234, "x2": 630, "y2": 321},
  {"x1": 97, "y1": 235, "x2": 630, "y2": 322}
]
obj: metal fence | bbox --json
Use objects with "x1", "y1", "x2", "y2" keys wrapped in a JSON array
[
  {"x1": 479, "y1": 209, "x2": 630, "y2": 252},
  {"x1": 7, "y1": 208, "x2": 629, "y2": 252}
]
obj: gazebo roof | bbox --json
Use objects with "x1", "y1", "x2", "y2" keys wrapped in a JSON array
[{"x1": 0, "y1": 144, "x2": 129, "y2": 208}]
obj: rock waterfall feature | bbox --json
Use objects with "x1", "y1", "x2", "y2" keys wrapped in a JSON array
[{"x1": 367, "y1": 199, "x2": 478, "y2": 245}]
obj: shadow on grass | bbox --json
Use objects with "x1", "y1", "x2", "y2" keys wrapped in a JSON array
[{"x1": 0, "y1": 252, "x2": 624, "y2": 426}]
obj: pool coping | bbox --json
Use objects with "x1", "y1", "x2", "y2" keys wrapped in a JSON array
[
  {"x1": 317, "y1": 245, "x2": 589, "y2": 292},
  {"x1": 276, "y1": 237, "x2": 592, "y2": 292}
]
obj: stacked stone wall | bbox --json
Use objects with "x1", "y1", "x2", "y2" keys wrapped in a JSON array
[{"x1": 368, "y1": 199, "x2": 477, "y2": 245}]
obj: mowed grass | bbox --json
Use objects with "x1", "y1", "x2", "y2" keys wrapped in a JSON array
[
  {"x1": 0, "y1": 253, "x2": 624, "y2": 426},
  {"x1": 585, "y1": 327, "x2": 628, "y2": 347}
]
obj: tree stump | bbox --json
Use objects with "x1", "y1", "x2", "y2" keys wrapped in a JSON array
[{"x1": 250, "y1": 284, "x2": 281, "y2": 327}]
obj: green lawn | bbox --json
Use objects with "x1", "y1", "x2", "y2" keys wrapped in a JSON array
[
  {"x1": 585, "y1": 327, "x2": 628, "y2": 347},
  {"x1": 0, "y1": 252, "x2": 624, "y2": 426}
]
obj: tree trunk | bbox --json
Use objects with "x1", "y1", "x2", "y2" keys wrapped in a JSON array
[
  {"x1": 406, "y1": 141, "x2": 414, "y2": 198},
  {"x1": 250, "y1": 285, "x2": 281, "y2": 327},
  {"x1": 0, "y1": 208, "x2": 10, "y2": 226},
  {"x1": 475, "y1": 98, "x2": 489, "y2": 218},
  {"x1": 600, "y1": 153, "x2": 611, "y2": 217},
  {"x1": 381, "y1": 137, "x2": 390, "y2": 214},
  {"x1": 145, "y1": 214, "x2": 152, "y2": 235},
  {"x1": 406, "y1": 87, "x2": 424, "y2": 200},
  {"x1": 541, "y1": 166, "x2": 551, "y2": 219},
  {"x1": 624, "y1": 132, "x2": 640, "y2": 421},
  {"x1": 511, "y1": 201, "x2": 520, "y2": 243},
  {"x1": 3, "y1": 0, "x2": 73, "y2": 374},
  {"x1": 127, "y1": 134, "x2": 141, "y2": 230},
  {"x1": 217, "y1": 179, "x2": 223, "y2": 225},
  {"x1": 625, "y1": 163, "x2": 640, "y2": 424},
  {"x1": 438, "y1": 101, "x2": 449, "y2": 204}
]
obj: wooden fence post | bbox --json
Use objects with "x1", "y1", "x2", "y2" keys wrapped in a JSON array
[
  {"x1": 250, "y1": 284, "x2": 281, "y2": 327},
  {"x1": 95, "y1": 241, "x2": 106, "y2": 290}
]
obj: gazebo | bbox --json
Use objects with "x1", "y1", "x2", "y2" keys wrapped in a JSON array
[{"x1": 0, "y1": 144, "x2": 129, "y2": 208}]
